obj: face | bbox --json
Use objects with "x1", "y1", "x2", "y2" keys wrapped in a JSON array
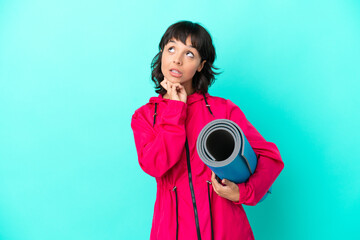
[{"x1": 161, "y1": 36, "x2": 206, "y2": 88}]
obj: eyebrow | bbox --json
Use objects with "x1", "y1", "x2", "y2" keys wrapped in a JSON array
[{"x1": 169, "y1": 40, "x2": 195, "y2": 49}]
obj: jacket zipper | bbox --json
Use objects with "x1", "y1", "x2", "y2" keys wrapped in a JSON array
[{"x1": 185, "y1": 138, "x2": 202, "y2": 240}]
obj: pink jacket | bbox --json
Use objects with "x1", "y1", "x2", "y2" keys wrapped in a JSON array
[{"x1": 131, "y1": 92, "x2": 284, "y2": 240}]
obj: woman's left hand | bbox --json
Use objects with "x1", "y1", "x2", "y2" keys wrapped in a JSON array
[{"x1": 211, "y1": 171, "x2": 240, "y2": 202}]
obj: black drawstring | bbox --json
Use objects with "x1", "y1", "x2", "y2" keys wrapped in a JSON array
[
  {"x1": 185, "y1": 138, "x2": 202, "y2": 240},
  {"x1": 153, "y1": 103, "x2": 158, "y2": 127},
  {"x1": 203, "y1": 93, "x2": 214, "y2": 118},
  {"x1": 172, "y1": 186, "x2": 179, "y2": 240},
  {"x1": 206, "y1": 181, "x2": 214, "y2": 240}
]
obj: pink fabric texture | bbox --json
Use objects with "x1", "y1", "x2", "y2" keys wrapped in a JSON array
[{"x1": 131, "y1": 92, "x2": 284, "y2": 240}]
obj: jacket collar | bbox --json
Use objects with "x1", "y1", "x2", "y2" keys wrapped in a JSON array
[{"x1": 149, "y1": 91, "x2": 210, "y2": 105}]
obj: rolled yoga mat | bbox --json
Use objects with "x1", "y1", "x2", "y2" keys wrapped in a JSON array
[{"x1": 196, "y1": 119, "x2": 271, "y2": 202}]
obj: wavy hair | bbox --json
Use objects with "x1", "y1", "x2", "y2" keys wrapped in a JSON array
[{"x1": 151, "y1": 21, "x2": 221, "y2": 95}]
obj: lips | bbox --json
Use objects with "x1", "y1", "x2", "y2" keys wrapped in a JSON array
[{"x1": 169, "y1": 68, "x2": 183, "y2": 78}]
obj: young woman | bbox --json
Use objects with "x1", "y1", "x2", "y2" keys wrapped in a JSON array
[{"x1": 131, "y1": 20, "x2": 284, "y2": 240}]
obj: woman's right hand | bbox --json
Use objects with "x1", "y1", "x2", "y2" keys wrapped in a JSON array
[{"x1": 160, "y1": 78, "x2": 187, "y2": 103}]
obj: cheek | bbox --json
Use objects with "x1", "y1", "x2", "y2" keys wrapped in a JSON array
[
  {"x1": 161, "y1": 63, "x2": 165, "y2": 74},
  {"x1": 185, "y1": 63, "x2": 200, "y2": 76},
  {"x1": 160, "y1": 57, "x2": 167, "y2": 74},
  {"x1": 161, "y1": 55, "x2": 170, "y2": 71}
]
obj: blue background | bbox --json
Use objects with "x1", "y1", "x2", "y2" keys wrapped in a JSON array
[{"x1": 1, "y1": 0, "x2": 359, "y2": 239}]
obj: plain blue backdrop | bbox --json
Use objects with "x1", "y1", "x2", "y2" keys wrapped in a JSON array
[{"x1": 0, "y1": 0, "x2": 359, "y2": 239}]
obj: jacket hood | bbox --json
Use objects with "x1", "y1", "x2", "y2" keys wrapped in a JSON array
[{"x1": 149, "y1": 92, "x2": 210, "y2": 105}]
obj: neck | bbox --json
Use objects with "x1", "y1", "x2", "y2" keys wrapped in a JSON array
[
  {"x1": 183, "y1": 81, "x2": 195, "y2": 96},
  {"x1": 186, "y1": 87, "x2": 195, "y2": 96}
]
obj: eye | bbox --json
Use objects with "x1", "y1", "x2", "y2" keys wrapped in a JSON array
[
  {"x1": 186, "y1": 52, "x2": 194, "y2": 58},
  {"x1": 168, "y1": 47, "x2": 175, "y2": 53}
]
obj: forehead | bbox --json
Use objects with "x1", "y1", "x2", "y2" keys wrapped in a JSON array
[{"x1": 166, "y1": 36, "x2": 195, "y2": 49}]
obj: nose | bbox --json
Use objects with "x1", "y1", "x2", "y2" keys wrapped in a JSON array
[{"x1": 173, "y1": 53, "x2": 182, "y2": 65}]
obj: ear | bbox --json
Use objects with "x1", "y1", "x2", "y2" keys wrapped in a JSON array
[{"x1": 197, "y1": 60, "x2": 206, "y2": 72}]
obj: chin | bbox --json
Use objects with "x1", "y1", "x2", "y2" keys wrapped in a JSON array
[{"x1": 168, "y1": 77, "x2": 182, "y2": 84}]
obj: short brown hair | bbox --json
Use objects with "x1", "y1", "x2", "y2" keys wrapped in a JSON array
[{"x1": 151, "y1": 21, "x2": 221, "y2": 95}]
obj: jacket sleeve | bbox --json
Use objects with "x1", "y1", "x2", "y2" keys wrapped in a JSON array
[
  {"x1": 226, "y1": 100, "x2": 284, "y2": 206},
  {"x1": 131, "y1": 100, "x2": 187, "y2": 178}
]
